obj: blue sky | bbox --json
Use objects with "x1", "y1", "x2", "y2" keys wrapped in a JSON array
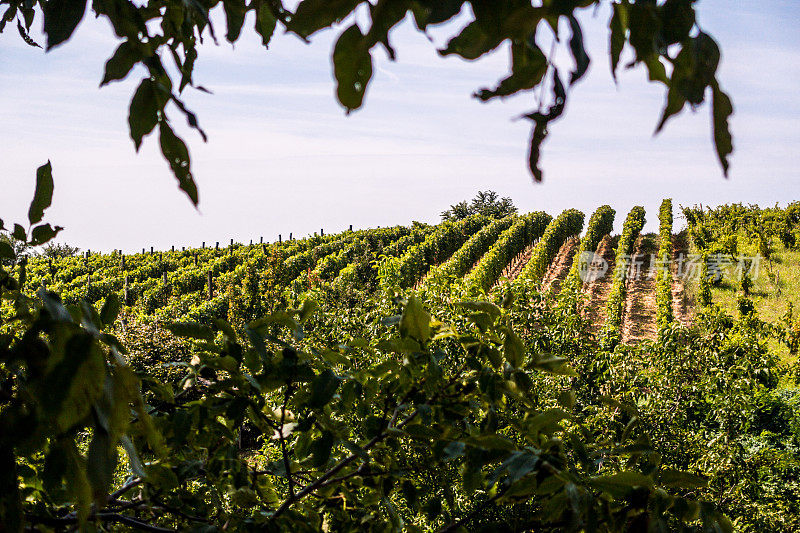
[{"x1": 1, "y1": 0, "x2": 798, "y2": 252}]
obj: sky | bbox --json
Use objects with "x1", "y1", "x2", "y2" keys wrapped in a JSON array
[{"x1": 1, "y1": 0, "x2": 798, "y2": 252}]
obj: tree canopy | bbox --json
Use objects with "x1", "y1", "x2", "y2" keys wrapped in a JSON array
[
  {"x1": 441, "y1": 190, "x2": 517, "y2": 221},
  {"x1": 1, "y1": 0, "x2": 733, "y2": 204}
]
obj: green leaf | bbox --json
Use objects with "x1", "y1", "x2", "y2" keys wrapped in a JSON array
[
  {"x1": 86, "y1": 429, "x2": 118, "y2": 502},
  {"x1": 476, "y1": 37, "x2": 546, "y2": 101},
  {"x1": 12, "y1": 223, "x2": 26, "y2": 241},
  {"x1": 532, "y1": 355, "x2": 576, "y2": 376},
  {"x1": 222, "y1": 0, "x2": 246, "y2": 42},
  {"x1": 310, "y1": 430, "x2": 334, "y2": 468},
  {"x1": 567, "y1": 15, "x2": 590, "y2": 85},
  {"x1": 101, "y1": 40, "x2": 140, "y2": 85},
  {"x1": 41, "y1": 335, "x2": 106, "y2": 433},
  {"x1": 589, "y1": 471, "x2": 654, "y2": 498},
  {"x1": 307, "y1": 369, "x2": 342, "y2": 409},
  {"x1": 43, "y1": 0, "x2": 87, "y2": 50},
  {"x1": 711, "y1": 82, "x2": 734, "y2": 176},
  {"x1": 28, "y1": 160, "x2": 54, "y2": 224},
  {"x1": 290, "y1": 0, "x2": 361, "y2": 39},
  {"x1": 659, "y1": 468, "x2": 708, "y2": 488},
  {"x1": 0, "y1": 241, "x2": 14, "y2": 259},
  {"x1": 29, "y1": 223, "x2": 64, "y2": 246},
  {"x1": 100, "y1": 294, "x2": 121, "y2": 326},
  {"x1": 165, "y1": 321, "x2": 214, "y2": 341},
  {"x1": 333, "y1": 24, "x2": 373, "y2": 113},
  {"x1": 503, "y1": 328, "x2": 525, "y2": 368},
  {"x1": 458, "y1": 300, "x2": 501, "y2": 320},
  {"x1": 440, "y1": 20, "x2": 503, "y2": 60},
  {"x1": 159, "y1": 122, "x2": 199, "y2": 205},
  {"x1": 400, "y1": 295, "x2": 430, "y2": 343},
  {"x1": 128, "y1": 78, "x2": 159, "y2": 151},
  {"x1": 255, "y1": 3, "x2": 277, "y2": 47},
  {"x1": 609, "y1": 2, "x2": 627, "y2": 80}
]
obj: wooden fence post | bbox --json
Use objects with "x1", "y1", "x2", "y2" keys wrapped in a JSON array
[
  {"x1": 124, "y1": 274, "x2": 129, "y2": 305},
  {"x1": 207, "y1": 270, "x2": 214, "y2": 299},
  {"x1": 279, "y1": 234, "x2": 282, "y2": 243},
  {"x1": 289, "y1": 233, "x2": 293, "y2": 241}
]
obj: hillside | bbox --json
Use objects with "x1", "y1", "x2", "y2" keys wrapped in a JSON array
[{"x1": 4, "y1": 201, "x2": 800, "y2": 531}]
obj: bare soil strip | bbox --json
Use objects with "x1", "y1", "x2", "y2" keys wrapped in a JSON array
[
  {"x1": 671, "y1": 232, "x2": 694, "y2": 327},
  {"x1": 541, "y1": 237, "x2": 580, "y2": 294},
  {"x1": 581, "y1": 235, "x2": 617, "y2": 334},
  {"x1": 621, "y1": 234, "x2": 658, "y2": 344},
  {"x1": 495, "y1": 242, "x2": 537, "y2": 286}
]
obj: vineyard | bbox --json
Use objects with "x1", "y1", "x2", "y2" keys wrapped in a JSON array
[{"x1": 3, "y1": 200, "x2": 800, "y2": 531}]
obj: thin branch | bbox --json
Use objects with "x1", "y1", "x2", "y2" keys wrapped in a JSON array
[
  {"x1": 279, "y1": 384, "x2": 296, "y2": 500},
  {"x1": 109, "y1": 477, "x2": 143, "y2": 500}
]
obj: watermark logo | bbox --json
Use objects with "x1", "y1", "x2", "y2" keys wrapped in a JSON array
[{"x1": 577, "y1": 253, "x2": 762, "y2": 283}]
